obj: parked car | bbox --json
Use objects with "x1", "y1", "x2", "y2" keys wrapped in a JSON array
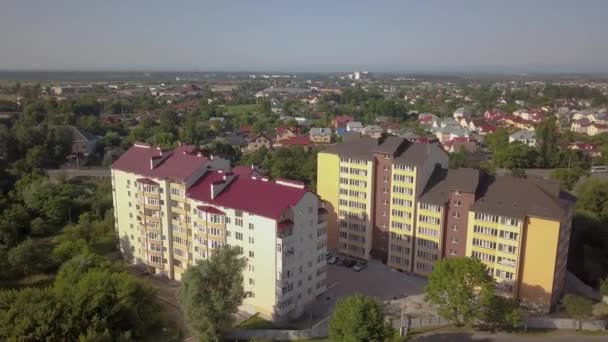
[
  {"x1": 327, "y1": 256, "x2": 337, "y2": 264},
  {"x1": 325, "y1": 251, "x2": 334, "y2": 260},
  {"x1": 353, "y1": 261, "x2": 367, "y2": 272},
  {"x1": 343, "y1": 259, "x2": 356, "y2": 268},
  {"x1": 335, "y1": 257, "x2": 345, "y2": 266}
]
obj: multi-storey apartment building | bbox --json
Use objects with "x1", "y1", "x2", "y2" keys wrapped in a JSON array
[
  {"x1": 317, "y1": 136, "x2": 448, "y2": 262},
  {"x1": 111, "y1": 143, "x2": 327, "y2": 320},
  {"x1": 317, "y1": 136, "x2": 574, "y2": 312}
]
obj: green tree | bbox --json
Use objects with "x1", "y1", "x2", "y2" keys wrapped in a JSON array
[
  {"x1": 8, "y1": 239, "x2": 55, "y2": 277},
  {"x1": 479, "y1": 295, "x2": 523, "y2": 331},
  {"x1": 535, "y1": 117, "x2": 559, "y2": 168},
  {"x1": 178, "y1": 246, "x2": 247, "y2": 342},
  {"x1": 563, "y1": 294, "x2": 593, "y2": 321},
  {"x1": 425, "y1": 257, "x2": 494, "y2": 326},
  {"x1": 550, "y1": 168, "x2": 586, "y2": 191},
  {"x1": 449, "y1": 149, "x2": 468, "y2": 169},
  {"x1": 329, "y1": 294, "x2": 393, "y2": 342},
  {"x1": 575, "y1": 178, "x2": 608, "y2": 220}
]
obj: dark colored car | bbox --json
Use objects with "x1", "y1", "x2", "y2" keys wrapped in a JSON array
[{"x1": 343, "y1": 259, "x2": 356, "y2": 268}]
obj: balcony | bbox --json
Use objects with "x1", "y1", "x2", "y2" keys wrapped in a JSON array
[
  {"x1": 318, "y1": 208, "x2": 328, "y2": 224},
  {"x1": 277, "y1": 220, "x2": 293, "y2": 239},
  {"x1": 497, "y1": 258, "x2": 516, "y2": 268}
]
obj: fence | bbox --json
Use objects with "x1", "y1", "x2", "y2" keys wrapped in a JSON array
[
  {"x1": 226, "y1": 316, "x2": 607, "y2": 341},
  {"x1": 225, "y1": 326, "x2": 327, "y2": 340},
  {"x1": 525, "y1": 317, "x2": 607, "y2": 331}
]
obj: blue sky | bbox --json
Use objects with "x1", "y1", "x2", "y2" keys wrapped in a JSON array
[{"x1": 1, "y1": 0, "x2": 608, "y2": 72}]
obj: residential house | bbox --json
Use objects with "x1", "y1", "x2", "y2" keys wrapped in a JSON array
[
  {"x1": 332, "y1": 115, "x2": 354, "y2": 130},
  {"x1": 246, "y1": 133, "x2": 273, "y2": 152},
  {"x1": 444, "y1": 137, "x2": 478, "y2": 153},
  {"x1": 309, "y1": 128, "x2": 332, "y2": 144},
  {"x1": 484, "y1": 109, "x2": 506, "y2": 123},
  {"x1": 568, "y1": 142, "x2": 603, "y2": 158},
  {"x1": 453, "y1": 107, "x2": 473, "y2": 120},
  {"x1": 346, "y1": 121, "x2": 363, "y2": 133},
  {"x1": 49, "y1": 125, "x2": 99, "y2": 157},
  {"x1": 362, "y1": 125, "x2": 384, "y2": 139},
  {"x1": 509, "y1": 130, "x2": 537, "y2": 147},
  {"x1": 275, "y1": 126, "x2": 298, "y2": 142},
  {"x1": 570, "y1": 118, "x2": 591, "y2": 134},
  {"x1": 588, "y1": 123, "x2": 608, "y2": 136},
  {"x1": 279, "y1": 135, "x2": 313, "y2": 150}
]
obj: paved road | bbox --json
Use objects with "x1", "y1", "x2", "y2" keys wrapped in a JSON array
[
  {"x1": 412, "y1": 331, "x2": 608, "y2": 341},
  {"x1": 46, "y1": 168, "x2": 111, "y2": 179}
]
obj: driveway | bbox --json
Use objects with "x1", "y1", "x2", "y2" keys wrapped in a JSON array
[{"x1": 292, "y1": 259, "x2": 429, "y2": 328}]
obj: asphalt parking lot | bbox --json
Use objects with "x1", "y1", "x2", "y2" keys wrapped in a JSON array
[{"x1": 297, "y1": 257, "x2": 429, "y2": 327}]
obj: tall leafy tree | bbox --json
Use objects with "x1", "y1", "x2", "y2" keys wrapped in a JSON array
[
  {"x1": 329, "y1": 294, "x2": 393, "y2": 342},
  {"x1": 425, "y1": 257, "x2": 494, "y2": 326},
  {"x1": 536, "y1": 117, "x2": 559, "y2": 168},
  {"x1": 178, "y1": 246, "x2": 247, "y2": 342}
]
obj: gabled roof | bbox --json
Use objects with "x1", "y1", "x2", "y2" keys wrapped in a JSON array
[
  {"x1": 419, "y1": 168, "x2": 481, "y2": 204},
  {"x1": 472, "y1": 175, "x2": 573, "y2": 221},
  {"x1": 281, "y1": 135, "x2": 313, "y2": 146},
  {"x1": 111, "y1": 143, "x2": 210, "y2": 181},
  {"x1": 49, "y1": 125, "x2": 98, "y2": 143},
  {"x1": 187, "y1": 171, "x2": 309, "y2": 220}
]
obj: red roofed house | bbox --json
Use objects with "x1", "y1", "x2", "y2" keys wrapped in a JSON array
[
  {"x1": 568, "y1": 142, "x2": 603, "y2": 157},
  {"x1": 588, "y1": 123, "x2": 608, "y2": 136},
  {"x1": 279, "y1": 135, "x2": 313, "y2": 150},
  {"x1": 111, "y1": 143, "x2": 328, "y2": 321},
  {"x1": 246, "y1": 133, "x2": 273, "y2": 152},
  {"x1": 332, "y1": 115, "x2": 354, "y2": 129},
  {"x1": 443, "y1": 137, "x2": 478, "y2": 153},
  {"x1": 275, "y1": 126, "x2": 299, "y2": 142},
  {"x1": 483, "y1": 109, "x2": 506, "y2": 122}
]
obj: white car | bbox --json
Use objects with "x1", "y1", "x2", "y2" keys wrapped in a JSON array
[{"x1": 353, "y1": 261, "x2": 367, "y2": 272}]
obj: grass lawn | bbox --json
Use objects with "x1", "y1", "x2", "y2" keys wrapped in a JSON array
[
  {"x1": 221, "y1": 104, "x2": 261, "y2": 116},
  {"x1": 238, "y1": 314, "x2": 278, "y2": 330}
]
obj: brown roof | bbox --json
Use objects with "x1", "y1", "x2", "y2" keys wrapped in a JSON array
[
  {"x1": 472, "y1": 175, "x2": 573, "y2": 221},
  {"x1": 419, "y1": 168, "x2": 481, "y2": 204},
  {"x1": 323, "y1": 135, "x2": 445, "y2": 166}
]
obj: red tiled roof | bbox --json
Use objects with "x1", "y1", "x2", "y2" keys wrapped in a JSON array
[
  {"x1": 334, "y1": 115, "x2": 354, "y2": 124},
  {"x1": 186, "y1": 172, "x2": 309, "y2": 220},
  {"x1": 281, "y1": 135, "x2": 312, "y2": 147},
  {"x1": 197, "y1": 205, "x2": 225, "y2": 215},
  {"x1": 112, "y1": 144, "x2": 210, "y2": 181}
]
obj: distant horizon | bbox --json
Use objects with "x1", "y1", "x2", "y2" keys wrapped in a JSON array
[{"x1": 2, "y1": 1, "x2": 608, "y2": 73}]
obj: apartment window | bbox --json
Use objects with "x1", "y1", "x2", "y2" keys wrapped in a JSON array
[
  {"x1": 451, "y1": 237, "x2": 458, "y2": 243},
  {"x1": 452, "y1": 225, "x2": 458, "y2": 231},
  {"x1": 393, "y1": 197, "x2": 413, "y2": 208},
  {"x1": 393, "y1": 174, "x2": 414, "y2": 183},
  {"x1": 499, "y1": 230, "x2": 519, "y2": 241},
  {"x1": 471, "y1": 250, "x2": 496, "y2": 262},
  {"x1": 495, "y1": 269, "x2": 514, "y2": 280},
  {"x1": 249, "y1": 237, "x2": 255, "y2": 244},
  {"x1": 391, "y1": 221, "x2": 411, "y2": 231},
  {"x1": 473, "y1": 225, "x2": 498, "y2": 237},
  {"x1": 235, "y1": 210, "x2": 243, "y2": 217},
  {"x1": 394, "y1": 164, "x2": 415, "y2": 172},
  {"x1": 235, "y1": 218, "x2": 243, "y2": 227},
  {"x1": 418, "y1": 215, "x2": 440, "y2": 225},
  {"x1": 452, "y1": 212, "x2": 460, "y2": 218},
  {"x1": 249, "y1": 278, "x2": 255, "y2": 285},
  {"x1": 249, "y1": 251, "x2": 255, "y2": 258},
  {"x1": 235, "y1": 232, "x2": 243, "y2": 241},
  {"x1": 249, "y1": 223, "x2": 254, "y2": 230},
  {"x1": 417, "y1": 226, "x2": 439, "y2": 237},
  {"x1": 449, "y1": 249, "x2": 457, "y2": 255},
  {"x1": 500, "y1": 217, "x2": 520, "y2": 227},
  {"x1": 472, "y1": 238, "x2": 496, "y2": 250},
  {"x1": 420, "y1": 203, "x2": 440, "y2": 212},
  {"x1": 475, "y1": 212, "x2": 499, "y2": 223},
  {"x1": 498, "y1": 243, "x2": 517, "y2": 254},
  {"x1": 452, "y1": 200, "x2": 461, "y2": 206}
]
